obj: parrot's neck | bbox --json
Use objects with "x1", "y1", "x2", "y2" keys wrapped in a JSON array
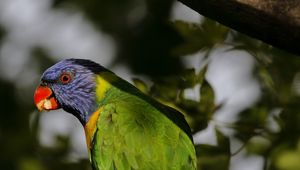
[
  {"x1": 94, "y1": 72, "x2": 118, "y2": 102},
  {"x1": 84, "y1": 108, "x2": 101, "y2": 151},
  {"x1": 84, "y1": 72, "x2": 118, "y2": 152}
]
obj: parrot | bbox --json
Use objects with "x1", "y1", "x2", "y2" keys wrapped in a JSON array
[{"x1": 33, "y1": 59, "x2": 197, "y2": 170}]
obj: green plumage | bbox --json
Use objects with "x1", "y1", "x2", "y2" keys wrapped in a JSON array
[
  {"x1": 35, "y1": 59, "x2": 197, "y2": 170},
  {"x1": 91, "y1": 73, "x2": 197, "y2": 170}
]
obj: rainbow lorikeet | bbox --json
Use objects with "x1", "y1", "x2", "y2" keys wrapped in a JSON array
[{"x1": 34, "y1": 59, "x2": 197, "y2": 170}]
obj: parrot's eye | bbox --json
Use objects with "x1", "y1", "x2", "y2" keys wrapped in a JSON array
[{"x1": 60, "y1": 73, "x2": 72, "y2": 84}]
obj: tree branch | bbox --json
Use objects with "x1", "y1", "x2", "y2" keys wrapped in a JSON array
[{"x1": 178, "y1": 0, "x2": 300, "y2": 56}]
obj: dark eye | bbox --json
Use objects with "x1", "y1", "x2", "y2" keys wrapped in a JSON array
[{"x1": 60, "y1": 73, "x2": 72, "y2": 84}]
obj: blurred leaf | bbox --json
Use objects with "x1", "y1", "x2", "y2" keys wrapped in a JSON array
[
  {"x1": 246, "y1": 136, "x2": 271, "y2": 155},
  {"x1": 199, "y1": 80, "x2": 215, "y2": 115},
  {"x1": 178, "y1": 98, "x2": 209, "y2": 131},
  {"x1": 216, "y1": 128, "x2": 230, "y2": 154},
  {"x1": 256, "y1": 65, "x2": 276, "y2": 95},
  {"x1": 195, "y1": 129, "x2": 230, "y2": 170},
  {"x1": 172, "y1": 21, "x2": 206, "y2": 55},
  {"x1": 276, "y1": 151, "x2": 300, "y2": 170},
  {"x1": 180, "y1": 68, "x2": 197, "y2": 88},
  {"x1": 197, "y1": 65, "x2": 208, "y2": 85},
  {"x1": 277, "y1": 100, "x2": 300, "y2": 143},
  {"x1": 275, "y1": 141, "x2": 300, "y2": 170},
  {"x1": 150, "y1": 77, "x2": 180, "y2": 101},
  {"x1": 172, "y1": 19, "x2": 229, "y2": 56},
  {"x1": 19, "y1": 158, "x2": 45, "y2": 170},
  {"x1": 234, "y1": 105, "x2": 268, "y2": 142},
  {"x1": 132, "y1": 78, "x2": 149, "y2": 94},
  {"x1": 158, "y1": 66, "x2": 213, "y2": 132}
]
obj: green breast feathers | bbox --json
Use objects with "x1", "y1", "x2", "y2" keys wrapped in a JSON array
[{"x1": 87, "y1": 73, "x2": 197, "y2": 170}]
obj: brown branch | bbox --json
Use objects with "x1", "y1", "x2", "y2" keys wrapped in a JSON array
[{"x1": 178, "y1": 0, "x2": 300, "y2": 56}]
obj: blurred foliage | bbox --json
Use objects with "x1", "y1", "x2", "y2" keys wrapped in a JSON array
[
  {"x1": 172, "y1": 19, "x2": 228, "y2": 56},
  {"x1": 0, "y1": 0, "x2": 300, "y2": 170},
  {"x1": 195, "y1": 129, "x2": 230, "y2": 170},
  {"x1": 53, "y1": 0, "x2": 184, "y2": 76}
]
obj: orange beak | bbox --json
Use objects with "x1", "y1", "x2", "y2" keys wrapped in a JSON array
[{"x1": 34, "y1": 85, "x2": 59, "y2": 111}]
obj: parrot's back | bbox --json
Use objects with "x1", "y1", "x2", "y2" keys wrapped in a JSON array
[{"x1": 89, "y1": 74, "x2": 197, "y2": 170}]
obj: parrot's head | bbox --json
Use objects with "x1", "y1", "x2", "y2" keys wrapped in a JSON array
[{"x1": 34, "y1": 59, "x2": 106, "y2": 124}]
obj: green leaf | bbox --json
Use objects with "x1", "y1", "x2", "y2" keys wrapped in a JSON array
[
  {"x1": 132, "y1": 78, "x2": 148, "y2": 94},
  {"x1": 199, "y1": 80, "x2": 215, "y2": 115},
  {"x1": 19, "y1": 158, "x2": 45, "y2": 170},
  {"x1": 197, "y1": 65, "x2": 208, "y2": 85},
  {"x1": 246, "y1": 136, "x2": 271, "y2": 155},
  {"x1": 172, "y1": 19, "x2": 229, "y2": 56},
  {"x1": 275, "y1": 141, "x2": 300, "y2": 170},
  {"x1": 179, "y1": 68, "x2": 197, "y2": 88},
  {"x1": 216, "y1": 128, "x2": 230, "y2": 154},
  {"x1": 234, "y1": 105, "x2": 268, "y2": 142},
  {"x1": 194, "y1": 128, "x2": 230, "y2": 170}
]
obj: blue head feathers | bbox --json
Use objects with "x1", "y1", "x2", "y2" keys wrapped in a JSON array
[{"x1": 40, "y1": 59, "x2": 105, "y2": 125}]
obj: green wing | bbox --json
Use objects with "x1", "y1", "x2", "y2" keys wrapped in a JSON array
[{"x1": 91, "y1": 95, "x2": 197, "y2": 170}]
